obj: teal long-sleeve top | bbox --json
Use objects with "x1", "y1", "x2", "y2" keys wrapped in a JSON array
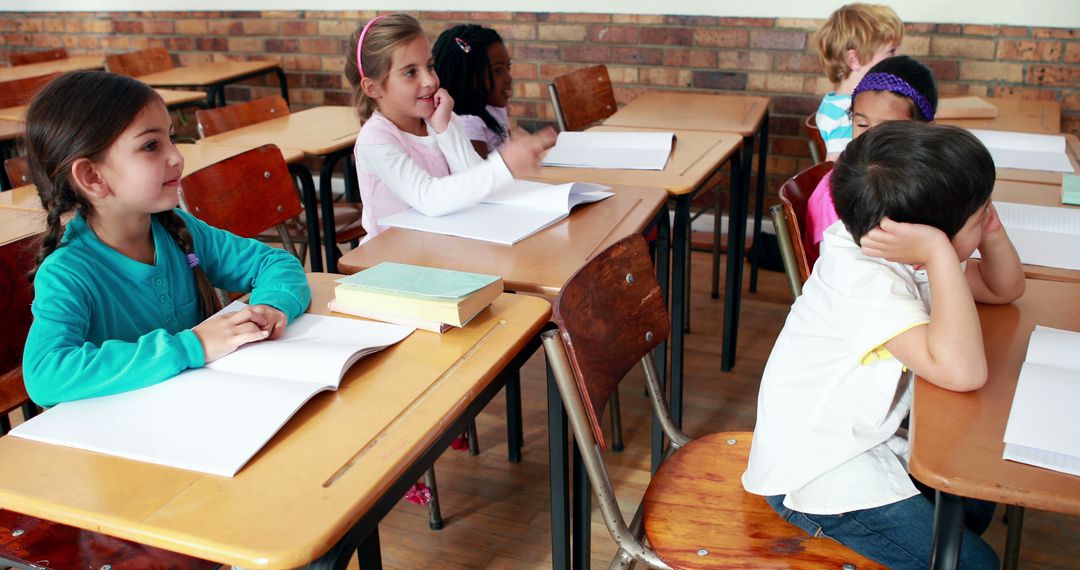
[{"x1": 23, "y1": 209, "x2": 312, "y2": 407}]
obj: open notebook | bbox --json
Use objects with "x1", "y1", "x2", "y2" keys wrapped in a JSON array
[
  {"x1": 1003, "y1": 326, "x2": 1080, "y2": 477},
  {"x1": 967, "y1": 129, "x2": 1074, "y2": 173},
  {"x1": 972, "y1": 202, "x2": 1080, "y2": 271},
  {"x1": 540, "y1": 131, "x2": 675, "y2": 170},
  {"x1": 380, "y1": 180, "x2": 613, "y2": 245},
  {"x1": 10, "y1": 302, "x2": 415, "y2": 477}
]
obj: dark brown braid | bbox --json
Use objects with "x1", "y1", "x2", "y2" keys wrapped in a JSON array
[{"x1": 154, "y1": 210, "x2": 221, "y2": 319}]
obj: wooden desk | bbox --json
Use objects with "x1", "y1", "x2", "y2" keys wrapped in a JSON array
[
  {"x1": 0, "y1": 185, "x2": 39, "y2": 212},
  {"x1": 0, "y1": 55, "x2": 103, "y2": 82},
  {"x1": 198, "y1": 106, "x2": 363, "y2": 273},
  {"x1": 135, "y1": 59, "x2": 287, "y2": 108},
  {"x1": 0, "y1": 273, "x2": 551, "y2": 569},
  {"x1": 938, "y1": 98, "x2": 1062, "y2": 134},
  {"x1": 0, "y1": 120, "x2": 22, "y2": 142},
  {"x1": 604, "y1": 91, "x2": 773, "y2": 356},
  {"x1": 995, "y1": 134, "x2": 1080, "y2": 187},
  {"x1": 911, "y1": 279, "x2": 1080, "y2": 569},
  {"x1": 0, "y1": 207, "x2": 44, "y2": 246},
  {"x1": 0, "y1": 88, "x2": 206, "y2": 122}
]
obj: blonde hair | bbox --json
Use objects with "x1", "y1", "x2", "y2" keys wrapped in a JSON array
[
  {"x1": 816, "y1": 3, "x2": 904, "y2": 84},
  {"x1": 345, "y1": 13, "x2": 425, "y2": 120}
]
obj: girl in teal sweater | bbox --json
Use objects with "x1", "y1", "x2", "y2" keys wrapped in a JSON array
[{"x1": 22, "y1": 71, "x2": 311, "y2": 407}]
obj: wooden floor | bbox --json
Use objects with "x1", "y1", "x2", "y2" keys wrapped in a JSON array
[{"x1": 350, "y1": 251, "x2": 1080, "y2": 570}]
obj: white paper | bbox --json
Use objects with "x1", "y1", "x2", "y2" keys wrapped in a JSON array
[
  {"x1": 540, "y1": 131, "x2": 674, "y2": 170},
  {"x1": 1002, "y1": 326, "x2": 1080, "y2": 477},
  {"x1": 381, "y1": 180, "x2": 613, "y2": 245},
  {"x1": 967, "y1": 129, "x2": 1074, "y2": 173},
  {"x1": 10, "y1": 310, "x2": 414, "y2": 476},
  {"x1": 973, "y1": 202, "x2": 1080, "y2": 271}
]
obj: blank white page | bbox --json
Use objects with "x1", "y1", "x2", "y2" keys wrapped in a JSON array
[
  {"x1": 1025, "y1": 326, "x2": 1080, "y2": 372},
  {"x1": 968, "y1": 129, "x2": 1073, "y2": 172},
  {"x1": 1003, "y1": 361, "x2": 1080, "y2": 469}
]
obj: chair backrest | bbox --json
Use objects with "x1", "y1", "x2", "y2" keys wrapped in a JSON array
[
  {"x1": 180, "y1": 145, "x2": 303, "y2": 254},
  {"x1": 4, "y1": 156, "x2": 31, "y2": 188},
  {"x1": 195, "y1": 96, "x2": 290, "y2": 138},
  {"x1": 10, "y1": 48, "x2": 68, "y2": 66},
  {"x1": 549, "y1": 64, "x2": 617, "y2": 132},
  {"x1": 804, "y1": 113, "x2": 826, "y2": 164},
  {"x1": 0, "y1": 72, "x2": 61, "y2": 109},
  {"x1": 105, "y1": 47, "x2": 174, "y2": 77},
  {"x1": 777, "y1": 161, "x2": 833, "y2": 286},
  {"x1": 549, "y1": 233, "x2": 669, "y2": 451}
]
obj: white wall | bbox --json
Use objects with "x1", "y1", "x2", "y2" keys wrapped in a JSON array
[{"x1": 3, "y1": 0, "x2": 1079, "y2": 28}]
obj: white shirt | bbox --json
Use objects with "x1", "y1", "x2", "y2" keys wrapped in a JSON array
[
  {"x1": 459, "y1": 105, "x2": 510, "y2": 154},
  {"x1": 742, "y1": 222, "x2": 932, "y2": 515}
]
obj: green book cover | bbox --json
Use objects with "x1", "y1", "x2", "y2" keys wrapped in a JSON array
[
  {"x1": 1063, "y1": 174, "x2": 1080, "y2": 206},
  {"x1": 336, "y1": 262, "x2": 501, "y2": 299}
]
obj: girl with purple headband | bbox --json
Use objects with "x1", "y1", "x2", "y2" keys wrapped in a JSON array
[{"x1": 804, "y1": 55, "x2": 939, "y2": 264}]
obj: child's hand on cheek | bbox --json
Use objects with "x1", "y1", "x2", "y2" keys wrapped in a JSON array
[
  {"x1": 979, "y1": 203, "x2": 1006, "y2": 245},
  {"x1": 859, "y1": 217, "x2": 952, "y2": 267},
  {"x1": 430, "y1": 88, "x2": 454, "y2": 134}
]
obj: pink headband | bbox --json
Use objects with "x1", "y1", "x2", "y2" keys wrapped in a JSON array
[{"x1": 356, "y1": 15, "x2": 387, "y2": 79}]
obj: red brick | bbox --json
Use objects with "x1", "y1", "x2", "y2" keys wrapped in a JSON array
[
  {"x1": 260, "y1": 11, "x2": 301, "y2": 19},
  {"x1": 768, "y1": 115, "x2": 802, "y2": 136},
  {"x1": 514, "y1": 43, "x2": 560, "y2": 61},
  {"x1": 560, "y1": 45, "x2": 610, "y2": 63},
  {"x1": 694, "y1": 29, "x2": 747, "y2": 48},
  {"x1": 586, "y1": 25, "x2": 638, "y2": 44},
  {"x1": 145, "y1": 20, "x2": 175, "y2": 35},
  {"x1": 663, "y1": 48, "x2": 717, "y2": 68},
  {"x1": 16, "y1": 19, "x2": 42, "y2": 33},
  {"x1": 111, "y1": 20, "x2": 142, "y2": 34},
  {"x1": 770, "y1": 136, "x2": 812, "y2": 158},
  {"x1": 31, "y1": 35, "x2": 64, "y2": 48},
  {"x1": 717, "y1": 17, "x2": 773, "y2": 28},
  {"x1": 960, "y1": 61, "x2": 1023, "y2": 82},
  {"x1": 176, "y1": 19, "x2": 208, "y2": 35},
  {"x1": 937, "y1": 83, "x2": 989, "y2": 96},
  {"x1": 718, "y1": 51, "x2": 772, "y2": 71},
  {"x1": 303, "y1": 73, "x2": 341, "y2": 89},
  {"x1": 771, "y1": 95, "x2": 819, "y2": 116},
  {"x1": 930, "y1": 37, "x2": 995, "y2": 59},
  {"x1": 1066, "y1": 42, "x2": 1080, "y2": 64},
  {"x1": 1063, "y1": 114, "x2": 1080, "y2": 140},
  {"x1": 467, "y1": 11, "x2": 513, "y2": 21},
  {"x1": 904, "y1": 23, "x2": 935, "y2": 33},
  {"x1": 1062, "y1": 93, "x2": 1080, "y2": 112},
  {"x1": 539, "y1": 63, "x2": 587, "y2": 80},
  {"x1": 1028, "y1": 65, "x2": 1080, "y2": 87},
  {"x1": 228, "y1": 38, "x2": 265, "y2": 53},
  {"x1": 749, "y1": 30, "x2": 806, "y2": 50},
  {"x1": 997, "y1": 40, "x2": 1064, "y2": 62},
  {"x1": 538, "y1": 24, "x2": 586, "y2": 42},
  {"x1": 243, "y1": 19, "x2": 280, "y2": 36},
  {"x1": 639, "y1": 68, "x2": 691, "y2": 87},
  {"x1": 512, "y1": 63, "x2": 539, "y2": 80},
  {"x1": 265, "y1": 38, "x2": 300, "y2": 53},
  {"x1": 665, "y1": 15, "x2": 719, "y2": 27},
  {"x1": 1032, "y1": 28, "x2": 1078, "y2": 39},
  {"x1": 640, "y1": 27, "x2": 694, "y2": 47},
  {"x1": 495, "y1": 23, "x2": 537, "y2": 41},
  {"x1": 611, "y1": 47, "x2": 663, "y2": 66},
  {"x1": 538, "y1": 13, "x2": 611, "y2": 23},
  {"x1": 196, "y1": 38, "x2": 228, "y2": 51},
  {"x1": 208, "y1": 20, "x2": 243, "y2": 36},
  {"x1": 962, "y1": 24, "x2": 1028, "y2": 37},
  {"x1": 924, "y1": 59, "x2": 959, "y2": 81},
  {"x1": 772, "y1": 52, "x2": 820, "y2": 73},
  {"x1": 282, "y1": 20, "x2": 318, "y2": 36},
  {"x1": 611, "y1": 14, "x2": 664, "y2": 25},
  {"x1": 165, "y1": 37, "x2": 196, "y2": 51},
  {"x1": 419, "y1": 11, "x2": 470, "y2": 21},
  {"x1": 43, "y1": 19, "x2": 65, "y2": 33},
  {"x1": 935, "y1": 24, "x2": 962, "y2": 35},
  {"x1": 691, "y1": 70, "x2": 747, "y2": 90},
  {"x1": 993, "y1": 86, "x2": 1060, "y2": 100},
  {"x1": 325, "y1": 90, "x2": 351, "y2": 106},
  {"x1": 511, "y1": 12, "x2": 539, "y2": 22}
]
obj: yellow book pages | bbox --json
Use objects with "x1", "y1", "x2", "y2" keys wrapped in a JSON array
[{"x1": 334, "y1": 279, "x2": 503, "y2": 327}]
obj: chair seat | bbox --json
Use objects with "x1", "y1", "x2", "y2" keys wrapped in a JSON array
[
  {"x1": 642, "y1": 432, "x2": 885, "y2": 569},
  {"x1": 0, "y1": 510, "x2": 218, "y2": 569}
]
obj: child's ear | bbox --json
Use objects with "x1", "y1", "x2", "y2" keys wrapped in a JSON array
[
  {"x1": 846, "y1": 48, "x2": 864, "y2": 72},
  {"x1": 360, "y1": 76, "x2": 382, "y2": 100},
  {"x1": 70, "y1": 158, "x2": 111, "y2": 201}
]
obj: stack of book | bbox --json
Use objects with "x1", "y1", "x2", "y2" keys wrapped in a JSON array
[{"x1": 331, "y1": 262, "x2": 504, "y2": 332}]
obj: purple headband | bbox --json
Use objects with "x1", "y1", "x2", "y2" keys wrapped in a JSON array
[
  {"x1": 356, "y1": 15, "x2": 387, "y2": 79},
  {"x1": 853, "y1": 72, "x2": 936, "y2": 121}
]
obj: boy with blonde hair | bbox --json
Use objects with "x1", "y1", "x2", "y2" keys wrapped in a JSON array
[{"x1": 815, "y1": 3, "x2": 904, "y2": 159}]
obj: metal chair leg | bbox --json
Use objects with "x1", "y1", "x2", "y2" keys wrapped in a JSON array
[
  {"x1": 466, "y1": 420, "x2": 480, "y2": 456},
  {"x1": 424, "y1": 468, "x2": 444, "y2": 531},
  {"x1": 608, "y1": 392, "x2": 624, "y2": 452}
]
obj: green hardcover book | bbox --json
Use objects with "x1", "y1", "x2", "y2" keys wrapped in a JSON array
[{"x1": 1063, "y1": 174, "x2": 1080, "y2": 206}]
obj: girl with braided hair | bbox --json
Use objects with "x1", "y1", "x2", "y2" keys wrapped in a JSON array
[
  {"x1": 433, "y1": 24, "x2": 513, "y2": 158},
  {"x1": 22, "y1": 70, "x2": 310, "y2": 407}
]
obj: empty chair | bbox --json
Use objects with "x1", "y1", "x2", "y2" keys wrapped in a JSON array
[
  {"x1": 542, "y1": 233, "x2": 881, "y2": 569},
  {"x1": 0, "y1": 72, "x2": 61, "y2": 109},
  {"x1": 105, "y1": 46, "x2": 174, "y2": 78},
  {"x1": 548, "y1": 64, "x2": 617, "y2": 132},
  {"x1": 9, "y1": 48, "x2": 68, "y2": 66},
  {"x1": 195, "y1": 95, "x2": 290, "y2": 139},
  {"x1": 4, "y1": 156, "x2": 31, "y2": 188}
]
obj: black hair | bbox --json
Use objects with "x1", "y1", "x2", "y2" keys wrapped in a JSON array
[
  {"x1": 432, "y1": 24, "x2": 506, "y2": 139},
  {"x1": 856, "y1": 55, "x2": 938, "y2": 121},
  {"x1": 25, "y1": 70, "x2": 220, "y2": 317},
  {"x1": 832, "y1": 121, "x2": 995, "y2": 242}
]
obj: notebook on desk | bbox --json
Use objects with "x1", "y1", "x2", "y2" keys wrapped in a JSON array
[
  {"x1": 540, "y1": 131, "x2": 675, "y2": 170},
  {"x1": 971, "y1": 202, "x2": 1080, "y2": 271},
  {"x1": 10, "y1": 302, "x2": 415, "y2": 477},
  {"x1": 1003, "y1": 326, "x2": 1080, "y2": 477},
  {"x1": 967, "y1": 129, "x2": 1074, "y2": 173}
]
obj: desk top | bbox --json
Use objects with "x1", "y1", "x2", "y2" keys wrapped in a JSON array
[
  {"x1": 0, "y1": 207, "x2": 45, "y2": 246},
  {"x1": 0, "y1": 273, "x2": 551, "y2": 568},
  {"x1": 938, "y1": 97, "x2": 1061, "y2": 135},
  {"x1": 0, "y1": 185, "x2": 40, "y2": 212},
  {"x1": 0, "y1": 55, "x2": 103, "y2": 83},
  {"x1": 910, "y1": 279, "x2": 1080, "y2": 515},
  {"x1": 136, "y1": 59, "x2": 281, "y2": 88},
  {"x1": 0, "y1": 89, "x2": 209, "y2": 122},
  {"x1": 197, "y1": 106, "x2": 361, "y2": 156},
  {"x1": 603, "y1": 91, "x2": 770, "y2": 136},
  {"x1": 534, "y1": 126, "x2": 742, "y2": 195},
  {"x1": 0, "y1": 119, "x2": 23, "y2": 142},
  {"x1": 337, "y1": 185, "x2": 668, "y2": 296}
]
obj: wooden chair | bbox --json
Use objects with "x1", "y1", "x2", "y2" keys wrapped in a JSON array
[
  {"x1": 9, "y1": 48, "x2": 67, "y2": 66},
  {"x1": 772, "y1": 161, "x2": 833, "y2": 299},
  {"x1": 0, "y1": 234, "x2": 219, "y2": 569},
  {"x1": 804, "y1": 113, "x2": 826, "y2": 164},
  {"x1": 541, "y1": 233, "x2": 883, "y2": 570},
  {"x1": 195, "y1": 97, "x2": 366, "y2": 259},
  {"x1": 105, "y1": 46, "x2": 174, "y2": 78},
  {"x1": 4, "y1": 156, "x2": 31, "y2": 188},
  {"x1": 548, "y1": 64, "x2": 617, "y2": 132},
  {"x1": 0, "y1": 72, "x2": 61, "y2": 109}
]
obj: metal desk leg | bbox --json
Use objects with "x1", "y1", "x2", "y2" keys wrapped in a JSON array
[
  {"x1": 356, "y1": 527, "x2": 382, "y2": 570},
  {"x1": 711, "y1": 179, "x2": 723, "y2": 300},
  {"x1": 651, "y1": 205, "x2": 670, "y2": 474},
  {"x1": 721, "y1": 149, "x2": 744, "y2": 371},
  {"x1": 318, "y1": 149, "x2": 352, "y2": 273},
  {"x1": 289, "y1": 164, "x2": 323, "y2": 272},
  {"x1": 1003, "y1": 504, "x2": 1024, "y2": 570},
  {"x1": 572, "y1": 442, "x2": 591, "y2": 570},
  {"x1": 929, "y1": 490, "x2": 965, "y2": 570},
  {"x1": 669, "y1": 195, "x2": 690, "y2": 429},
  {"x1": 506, "y1": 370, "x2": 523, "y2": 463},
  {"x1": 749, "y1": 112, "x2": 769, "y2": 293},
  {"x1": 548, "y1": 360, "x2": 571, "y2": 570},
  {"x1": 273, "y1": 66, "x2": 290, "y2": 105}
]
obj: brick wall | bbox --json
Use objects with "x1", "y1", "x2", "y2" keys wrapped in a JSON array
[{"x1": 3, "y1": 10, "x2": 1079, "y2": 194}]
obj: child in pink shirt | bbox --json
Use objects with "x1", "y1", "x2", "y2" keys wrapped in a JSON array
[{"x1": 804, "y1": 56, "x2": 938, "y2": 264}]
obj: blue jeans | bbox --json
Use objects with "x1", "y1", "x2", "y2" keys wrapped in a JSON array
[{"x1": 765, "y1": 491, "x2": 999, "y2": 569}]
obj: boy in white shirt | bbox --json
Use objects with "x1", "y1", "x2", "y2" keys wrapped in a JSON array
[{"x1": 743, "y1": 121, "x2": 1025, "y2": 569}]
